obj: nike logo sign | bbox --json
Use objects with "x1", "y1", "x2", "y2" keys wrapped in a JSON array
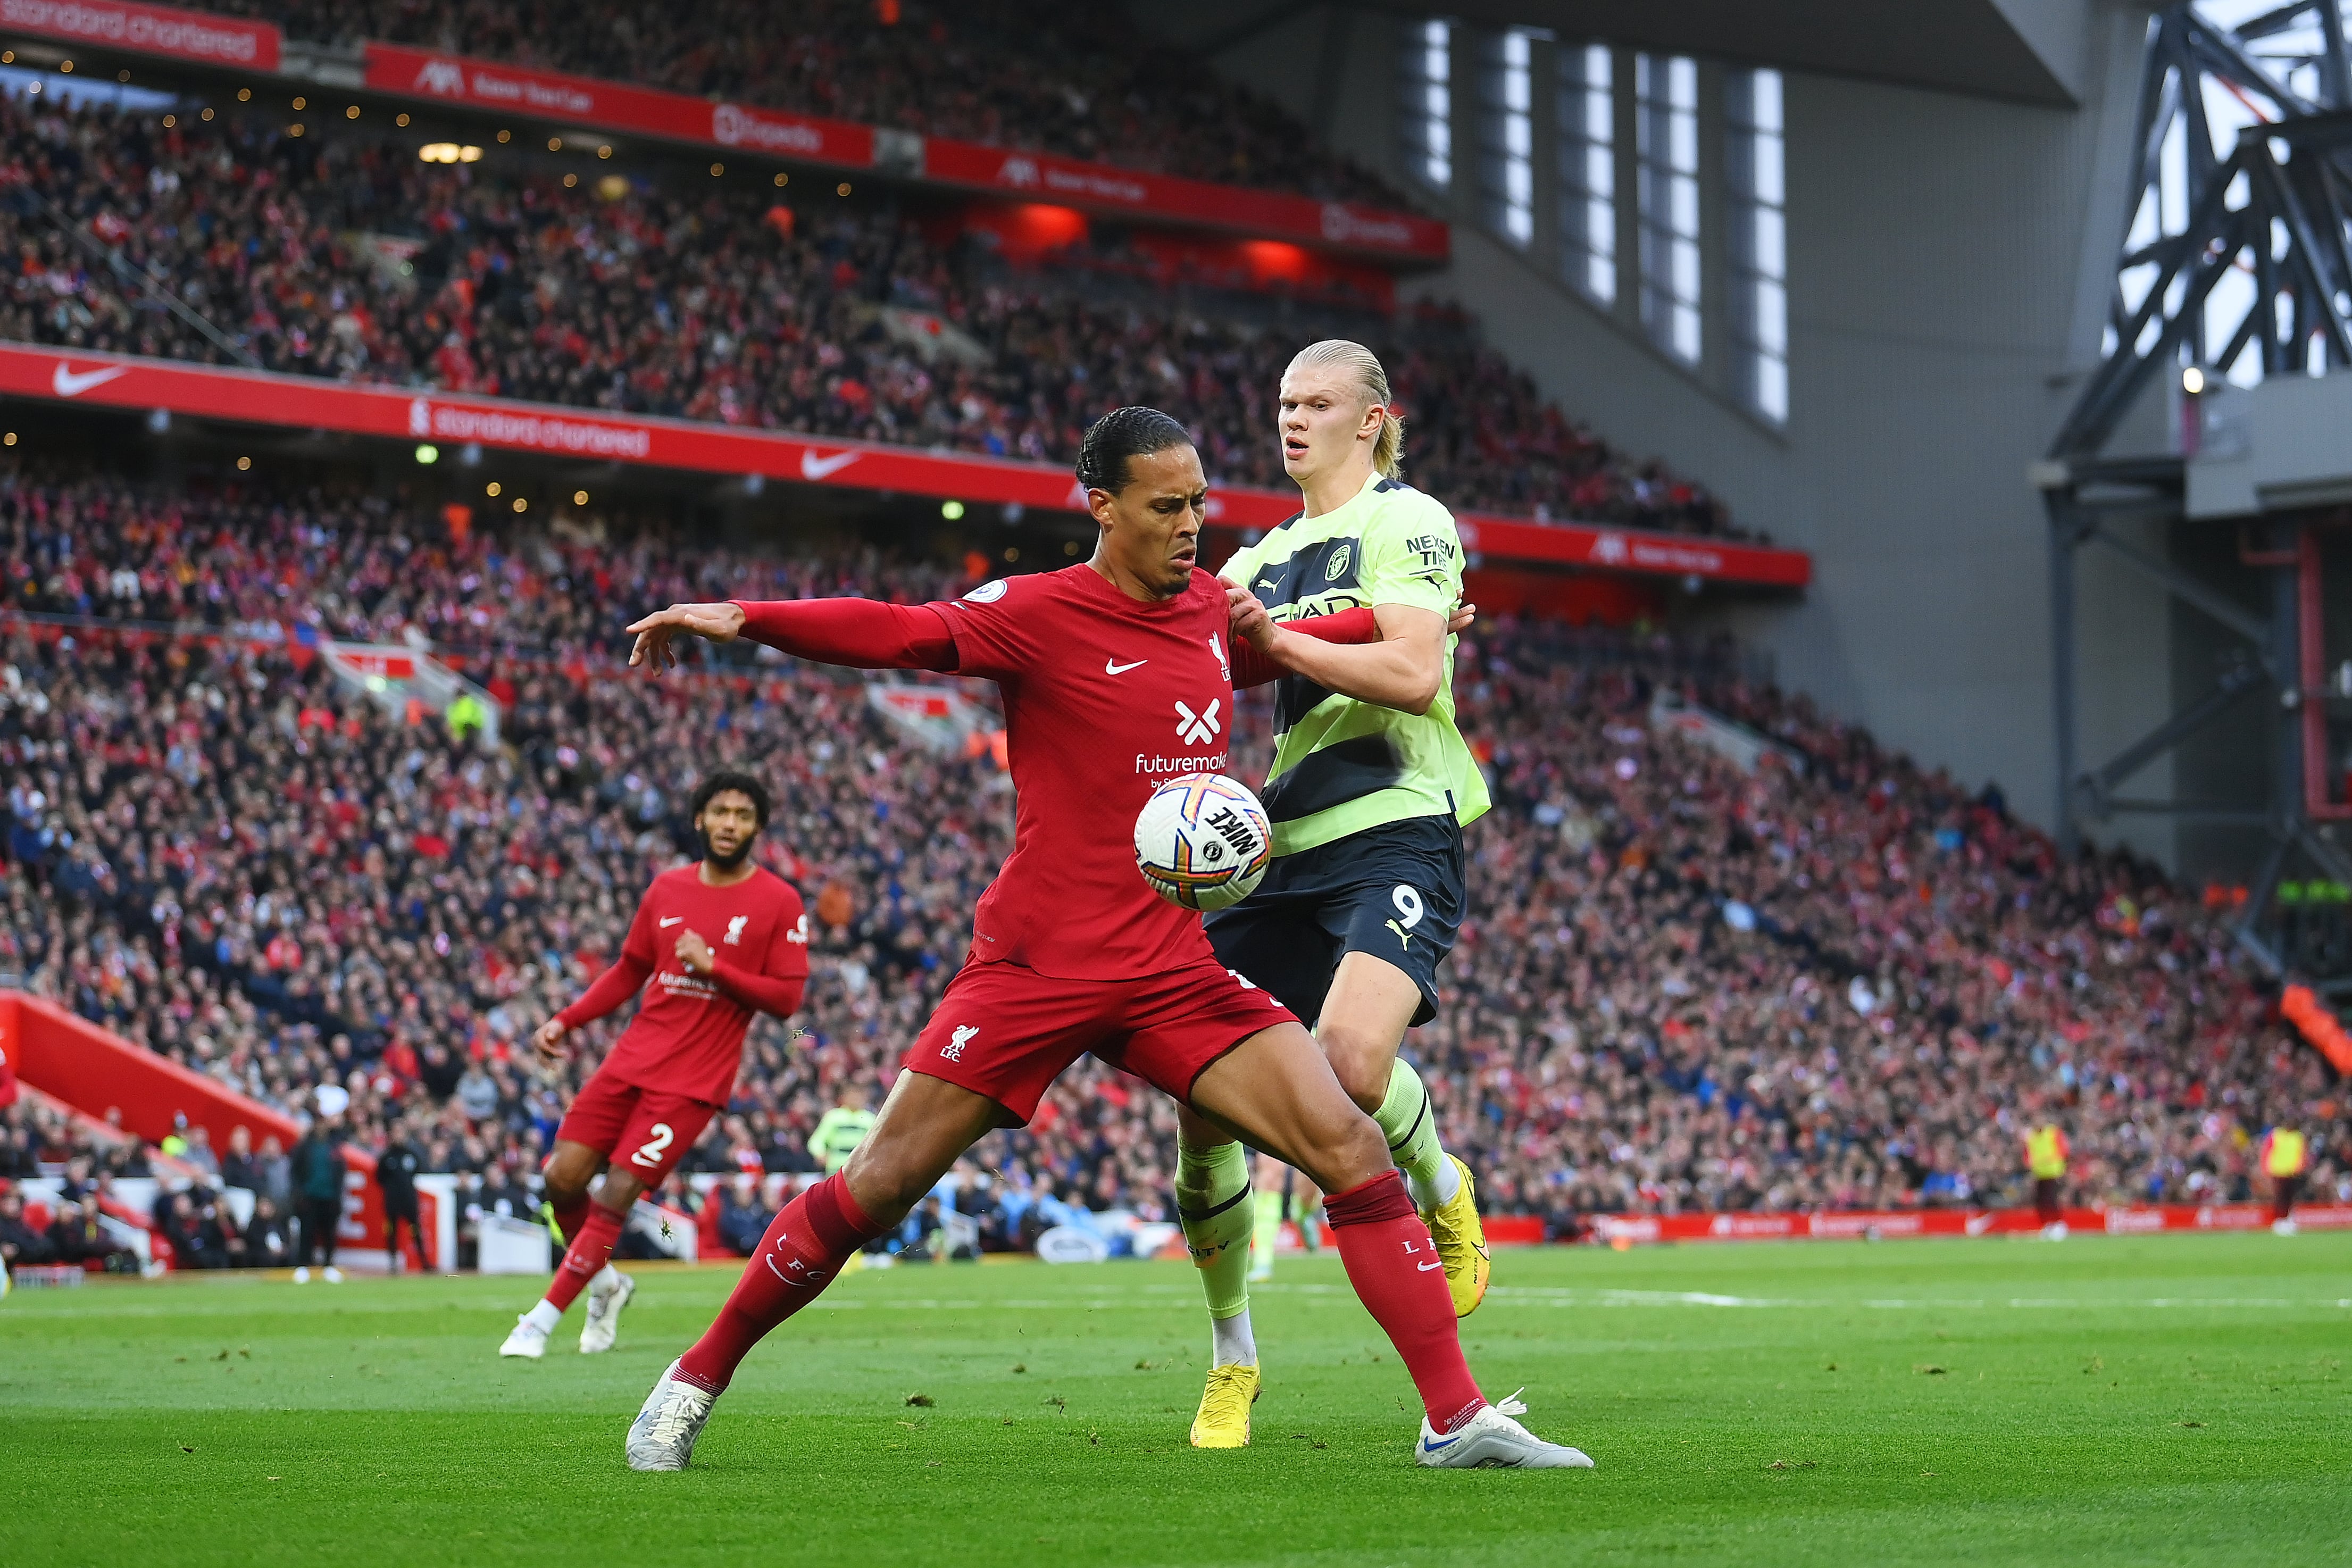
[
  {"x1": 1105, "y1": 658, "x2": 1147, "y2": 675},
  {"x1": 1416, "y1": 1260, "x2": 1444, "y2": 1272},
  {"x1": 53, "y1": 363, "x2": 130, "y2": 398},
  {"x1": 1421, "y1": 1431, "x2": 1464, "y2": 1450},
  {"x1": 799, "y1": 449, "x2": 860, "y2": 481},
  {"x1": 659, "y1": 916, "x2": 684, "y2": 927}
]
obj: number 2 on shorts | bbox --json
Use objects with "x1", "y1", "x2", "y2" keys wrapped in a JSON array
[{"x1": 629, "y1": 1122, "x2": 675, "y2": 1169}]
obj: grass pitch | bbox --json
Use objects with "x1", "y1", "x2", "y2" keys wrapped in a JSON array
[{"x1": 4, "y1": 1233, "x2": 2348, "y2": 1567}]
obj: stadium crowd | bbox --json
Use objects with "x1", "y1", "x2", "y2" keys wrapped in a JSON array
[
  {"x1": 192, "y1": 0, "x2": 1409, "y2": 208},
  {"x1": 3, "y1": 461, "x2": 2343, "y2": 1263},
  {"x1": 0, "y1": 90, "x2": 1741, "y2": 540}
]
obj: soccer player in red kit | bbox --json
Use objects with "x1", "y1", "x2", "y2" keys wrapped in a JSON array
[
  {"x1": 496, "y1": 771, "x2": 808, "y2": 1360},
  {"x1": 614, "y1": 407, "x2": 1591, "y2": 1472}
]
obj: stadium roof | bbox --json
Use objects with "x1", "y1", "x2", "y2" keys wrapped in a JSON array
[{"x1": 1167, "y1": 1, "x2": 2120, "y2": 106}]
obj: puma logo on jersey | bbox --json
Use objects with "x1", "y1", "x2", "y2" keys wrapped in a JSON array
[
  {"x1": 943, "y1": 1024, "x2": 978, "y2": 1062},
  {"x1": 724, "y1": 915, "x2": 749, "y2": 946},
  {"x1": 1174, "y1": 698, "x2": 1222, "y2": 747},
  {"x1": 1386, "y1": 918, "x2": 1413, "y2": 949}
]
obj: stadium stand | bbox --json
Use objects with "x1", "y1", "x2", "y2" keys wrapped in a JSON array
[
  {"x1": 190, "y1": 0, "x2": 1409, "y2": 208},
  {"x1": 3, "y1": 462, "x2": 2343, "y2": 1245},
  {"x1": 0, "y1": 90, "x2": 1742, "y2": 540}
]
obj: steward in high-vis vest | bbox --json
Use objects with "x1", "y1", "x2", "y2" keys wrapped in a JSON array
[
  {"x1": 2025, "y1": 1124, "x2": 2070, "y2": 1236},
  {"x1": 2259, "y1": 1127, "x2": 2308, "y2": 1235}
]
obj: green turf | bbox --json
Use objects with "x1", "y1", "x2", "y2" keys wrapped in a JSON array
[{"x1": 4, "y1": 1233, "x2": 2348, "y2": 1566}]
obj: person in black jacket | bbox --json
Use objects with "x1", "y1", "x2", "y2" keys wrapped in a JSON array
[
  {"x1": 290, "y1": 1085, "x2": 352, "y2": 1282},
  {"x1": 377, "y1": 1119, "x2": 429, "y2": 1272},
  {"x1": 241, "y1": 1196, "x2": 293, "y2": 1269}
]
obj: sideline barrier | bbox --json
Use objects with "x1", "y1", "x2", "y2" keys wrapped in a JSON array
[
  {"x1": 0, "y1": 343, "x2": 1812, "y2": 589},
  {"x1": 0, "y1": 990, "x2": 439, "y2": 1270},
  {"x1": 1582, "y1": 1203, "x2": 2350, "y2": 1244}
]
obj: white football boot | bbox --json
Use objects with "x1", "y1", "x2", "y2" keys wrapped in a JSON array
[
  {"x1": 498, "y1": 1315, "x2": 550, "y2": 1360},
  {"x1": 291, "y1": 1267, "x2": 311, "y2": 1284},
  {"x1": 579, "y1": 1269, "x2": 636, "y2": 1354},
  {"x1": 323, "y1": 1266, "x2": 346, "y2": 1283},
  {"x1": 1415, "y1": 1392, "x2": 1594, "y2": 1470},
  {"x1": 627, "y1": 1359, "x2": 720, "y2": 1471}
]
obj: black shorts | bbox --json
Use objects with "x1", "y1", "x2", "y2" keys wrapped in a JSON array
[{"x1": 1205, "y1": 813, "x2": 1465, "y2": 1029}]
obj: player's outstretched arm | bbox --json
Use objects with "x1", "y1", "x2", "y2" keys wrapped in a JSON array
[{"x1": 630, "y1": 598, "x2": 960, "y2": 674}]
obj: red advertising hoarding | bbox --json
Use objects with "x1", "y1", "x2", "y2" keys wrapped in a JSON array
[
  {"x1": 0, "y1": 342, "x2": 1811, "y2": 587},
  {"x1": 0, "y1": 0, "x2": 278, "y2": 69},
  {"x1": 919, "y1": 137, "x2": 1449, "y2": 262},
  {"x1": 356, "y1": 44, "x2": 1444, "y2": 263},
  {"x1": 361, "y1": 43, "x2": 875, "y2": 171}
]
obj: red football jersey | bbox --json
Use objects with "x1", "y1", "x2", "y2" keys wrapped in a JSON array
[
  {"x1": 931, "y1": 564, "x2": 1239, "y2": 980},
  {"x1": 595, "y1": 864, "x2": 810, "y2": 1105}
]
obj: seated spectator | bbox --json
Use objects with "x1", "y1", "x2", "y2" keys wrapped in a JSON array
[
  {"x1": 0, "y1": 1189, "x2": 58, "y2": 1270},
  {"x1": 241, "y1": 1197, "x2": 295, "y2": 1269},
  {"x1": 44, "y1": 1199, "x2": 133, "y2": 1272},
  {"x1": 160, "y1": 1190, "x2": 230, "y2": 1271},
  {"x1": 709, "y1": 1173, "x2": 777, "y2": 1257},
  {"x1": 219, "y1": 1125, "x2": 264, "y2": 1195}
]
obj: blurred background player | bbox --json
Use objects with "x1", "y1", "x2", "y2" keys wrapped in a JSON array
[
  {"x1": 809, "y1": 1087, "x2": 880, "y2": 1175},
  {"x1": 377, "y1": 1117, "x2": 428, "y2": 1272},
  {"x1": 2026, "y1": 1115, "x2": 2071, "y2": 1239},
  {"x1": 2260, "y1": 1124, "x2": 2307, "y2": 1236},
  {"x1": 290, "y1": 1085, "x2": 351, "y2": 1283},
  {"x1": 616, "y1": 409, "x2": 1590, "y2": 1473},
  {"x1": 1175, "y1": 339, "x2": 1490, "y2": 1449},
  {"x1": 499, "y1": 772, "x2": 809, "y2": 1359}
]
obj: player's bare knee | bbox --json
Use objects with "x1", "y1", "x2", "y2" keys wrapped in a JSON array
[
  {"x1": 1297, "y1": 1110, "x2": 1390, "y2": 1197},
  {"x1": 1317, "y1": 1026, "x2": 1392, "y2": 1114}
]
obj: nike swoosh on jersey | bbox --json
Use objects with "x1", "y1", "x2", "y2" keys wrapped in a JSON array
[
  {"x1": 799, "y1": 449, "x2": 860, "y2": 481},
  {"x1": 1104, "y1": 658, "x2": 1147, "y2": 675},
  {"x1": 1416, "y1": 1260, "x2": 1443, "y2": 1271},
  {"x1": 53, "y1": 363, "x2": 131, "y2": 397},
  {"x1": 659, "y1": 916, "x2": 684, "y2": 927}
]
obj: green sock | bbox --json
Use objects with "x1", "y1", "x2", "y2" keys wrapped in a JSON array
[
  {"x1": 1375, "y1": 1058, "x2": 1461, "y2": 1210},
  {"x1": 1174, "y1": 1139, "x2": 1253, "y2": 1323}
]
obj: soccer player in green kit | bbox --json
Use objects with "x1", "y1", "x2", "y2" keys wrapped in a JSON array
[{"x1": 1177, "y1": 339, "x2": 1492, "y2": 1447}]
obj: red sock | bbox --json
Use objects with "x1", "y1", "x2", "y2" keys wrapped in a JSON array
[
  {"x1": 551, "y1": 1196, "x2": 591, "y2": 1245},
  {"x1": 675, "y1": 1173, "x2": 882, "y2": 1391},
  {"x1": 1324, "y1": 1170, "x2": 1484, "y2": 1433},
  {"x1": 542, "y1": 1204, "x2": 624, "y2": 1312}
]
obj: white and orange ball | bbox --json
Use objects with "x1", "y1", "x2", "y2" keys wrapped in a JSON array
[{"x1": 1133, "y1": 773, "x2": 1274, "y2": 911}]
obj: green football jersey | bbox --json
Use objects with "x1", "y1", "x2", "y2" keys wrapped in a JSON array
[{"x1": 1220, "y1": 471, "x2": 1489, "y2": 855}]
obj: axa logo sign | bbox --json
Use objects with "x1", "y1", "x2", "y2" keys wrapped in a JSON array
[
  {"x1": 413, "y1": 59, "x2": 467, "y2": 96},
  {"x1": 998, "y1": 156, "x2": 1041, "y2": 188},
  {"x1": 1174, "y1": 697, "x2": 1222, "y2": 747},
  {"x1": 1590, "y1": 531, "x2": 1629, "y2": 565}
]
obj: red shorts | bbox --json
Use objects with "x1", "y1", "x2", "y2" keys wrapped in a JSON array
[
  {"x1": 555, "y1": 1070, "x2": 719, "y2": 1187},
  {"x1": 907, "y1": 956, "x2": 1298, "y2": 1123}
]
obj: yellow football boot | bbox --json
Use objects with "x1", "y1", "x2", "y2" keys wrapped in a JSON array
[
  {"x1": 1423, "y1": 1155, "x2": 1490, "y2": 1317},
  {"x1": 1187, "y1": 1362, "x2": 1262, "y2": 1448}
]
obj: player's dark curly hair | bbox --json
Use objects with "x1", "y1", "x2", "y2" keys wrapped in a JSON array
[
  {"x1": 690, "y1": 769, "x2": 773, "y2": 827},
  {"x1": 1074, "y1": 406, "x2": 1192, "y2": 494}
]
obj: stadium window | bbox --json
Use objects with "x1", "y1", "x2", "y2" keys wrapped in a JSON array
[
  {"x1": 1558, "y1": 42, "x2": 1615, "y2": 304},
  {"x1": 1475, "y1": 29, "x2": 1537, "y2": 247},
  {"x1": 1728, "y1": 69, "x2": 1789, "y2": 422},
  {"x1": 1398, "y1": 19, "x2": 1453, "y2": 189},
  {"x1": 1636, "y1": 53, "x2": 1701, "y2": 364}
]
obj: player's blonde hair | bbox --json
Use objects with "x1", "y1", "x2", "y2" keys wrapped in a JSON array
[{"x1": 1287, "y1": 339, "x2": 1405, "y2": 479}]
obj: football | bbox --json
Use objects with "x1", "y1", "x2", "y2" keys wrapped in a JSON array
[{"x1": 1133, "y1": 773, "x2": 1275, "y2": 911}]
